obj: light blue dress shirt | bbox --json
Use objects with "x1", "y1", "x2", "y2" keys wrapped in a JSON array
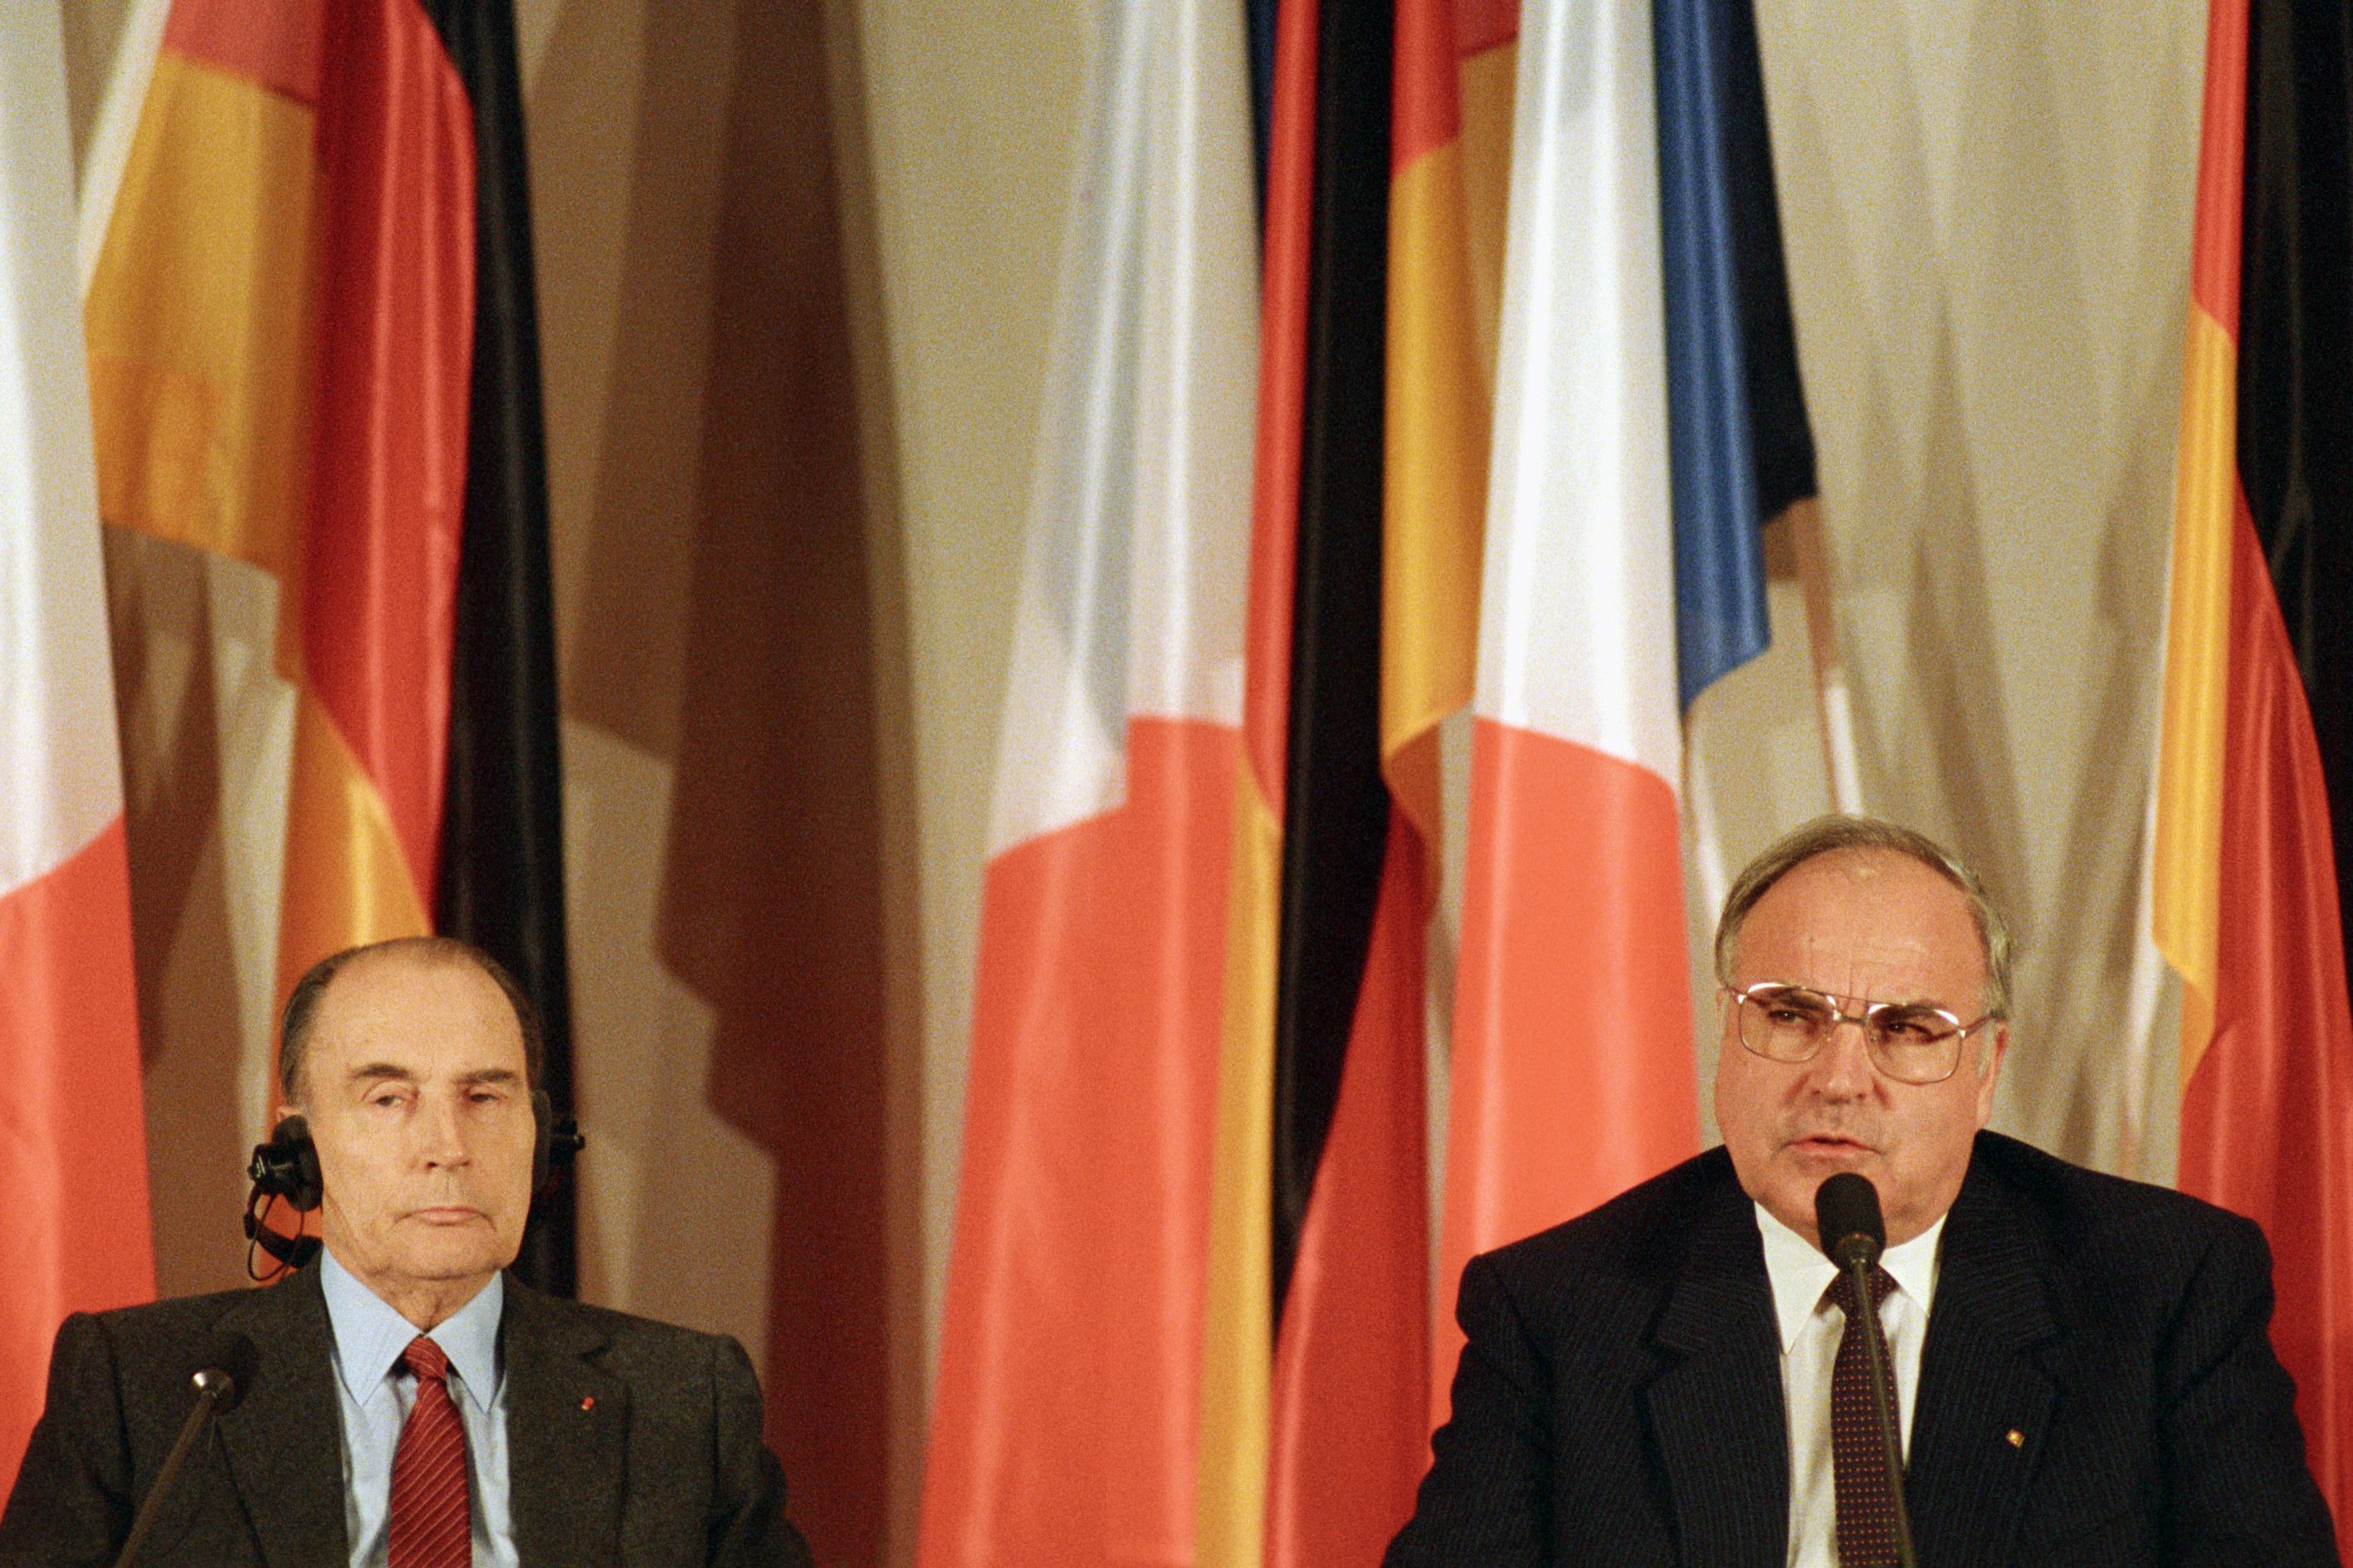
[{"x1": 320, "y1": 1251, "x2": 519, "y2": 1568}]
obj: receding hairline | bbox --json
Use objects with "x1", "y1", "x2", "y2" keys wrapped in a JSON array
[
  {"x1": 1713, "y1": 814, "x2": 2014, "y2": 1022},
  {"x1": 279, "y1": 936, "x2": 542, "y2": 1105}
]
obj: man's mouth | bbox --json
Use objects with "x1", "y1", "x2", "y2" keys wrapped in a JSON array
[
  {"x1": 1786, "y1": 1132, "x2": 1875, "y2": 1155},
  {"x1": 408, "y1": 1205, "x2": 486, "y2": 1224}
]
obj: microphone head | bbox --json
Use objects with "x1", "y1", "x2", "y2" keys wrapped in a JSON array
[
  {"x1": 193, "y1": 1331, "x2": 258, "y2": 1414},
  {"x1": 1814, "y1": 1172, "x2": 1887, "y2": 1269}
]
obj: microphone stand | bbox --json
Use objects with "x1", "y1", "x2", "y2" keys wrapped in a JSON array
[
  {"x1": 114, "y1": 1367, "x2": 236, "y2": 1568},
  {"x1": 1834, "y1": 1245, "x2": 1919, "y2": 1568}
]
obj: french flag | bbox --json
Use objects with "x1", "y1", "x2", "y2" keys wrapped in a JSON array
[
  {"x1": 1435, "y1": 0, "x2": 1815, "y2": 1406},
  {"x1": 0, "y1": 7, "x2": 155, "y2": 1492},
  {"x1": 915, "y1": 3, "x2": 1257, "y2": 1561}
]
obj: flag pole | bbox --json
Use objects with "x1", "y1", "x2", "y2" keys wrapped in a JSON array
[
  {"x1": 1784, "y1": 496, "x2": 1862, "y2": 813},
  {"x1": 1683, "y1": 741, "x2": 1731, "y2": 938},
  {"x1": 2117, "y1": 760, "x2": 2167, "y2": 1180}
]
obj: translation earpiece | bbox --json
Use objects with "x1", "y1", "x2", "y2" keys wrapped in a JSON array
[
  {"x1": 243, "y1": 1116, "x2": 325, "y2": 1273},
  {"x1": 241, "y1": 1097, "x2": 583, "y2": 1277},
  {"x1": 247, "y1": 1116, "x2": 324, "y2": 1212},
  {"x1": 531, "y1": 1088, "x2": 585, "y2": 1195}
]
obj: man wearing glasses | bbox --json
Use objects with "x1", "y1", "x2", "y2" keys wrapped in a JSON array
[{"x1": 1388, "y1": 814, "x2": 2340, "y2": 1566}]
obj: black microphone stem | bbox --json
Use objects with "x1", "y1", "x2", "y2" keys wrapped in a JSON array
[
  {"x1": 113, "y1": 1370, "x2": 232, "y2": 1568},
  {"x1": 1843, "y1": 1253, "x2": 1919, "y2": 1568}
]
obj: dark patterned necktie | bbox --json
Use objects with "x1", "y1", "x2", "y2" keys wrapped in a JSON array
[
  {"x1": 1827, "y1": 1267, "x2": 1901, "y2": 1567},
  {"x1": 388, "y1": 1336, "x2": 471, "y2": 1568}
]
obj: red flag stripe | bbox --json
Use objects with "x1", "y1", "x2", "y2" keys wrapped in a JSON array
[
  {"x1": 1240, "y1": 0, "x2": 1321, "y2": 802},
  {"x1": 2185, "y1": 0, "x2": 2247, "y2": 330},
  {"x1": 1455, "y1": 0, "x2": 1519, "y2": 56},
  {"x1": 1438, "y1": 721, "x2": 1696, "y2": 1414},
  {"x1": 296, "y1": 0, "x2": 476, "y2": 914},
  {"x1": 0, "y1": 821, "x2": 154, "y2": 1487},
  {"x1": 1264, "y1": 813, "x2": 1431, "y2": 1566},
  {"x1": 164, "y1": 0, "x2": 325, "y2": 102},
  {"x1": 918, "y1": 718, "x2": 1234, "y2": 1565},
  {"x1": 1392, "y1": 0, "x2": 1464, "y2": 173},
  {"x1": 2179, "y1": 504, "x2": 2353, "y2": 1540}
]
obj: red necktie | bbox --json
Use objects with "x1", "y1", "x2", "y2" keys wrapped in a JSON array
[
  {"x1": 1828, "y1": 1267, "x2": 1901, "y2": 1567},
  {"x1": 388, "y1": 1336, "x2": 471, "y2": 1568}
]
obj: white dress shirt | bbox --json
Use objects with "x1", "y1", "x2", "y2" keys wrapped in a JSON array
[
  {"x1": 320, "y1": 1251, "x2": 519, "y2": 1568},
  {"x1": 1755, "y1": 1202, "x2": 1945, "y2": 1568}
]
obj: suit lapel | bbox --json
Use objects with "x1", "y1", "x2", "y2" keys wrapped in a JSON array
[
  {"x1": 1906, "y1": 1152, "x2": 2060, "y2": 1567},
  {"x1": 212, "y1": 1268, "x2": 349, "y2": 1567},
  {"x1": 501, "y1": 1276, "x2": 627, "y2": 1567},
  {"x1": 1643, "y1": 1171, "x2": 1789, "y2": 1568}
]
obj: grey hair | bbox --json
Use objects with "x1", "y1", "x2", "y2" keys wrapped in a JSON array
[{"x1": 1713, "y1": 813, "x2": 2014, "y2": 1021}]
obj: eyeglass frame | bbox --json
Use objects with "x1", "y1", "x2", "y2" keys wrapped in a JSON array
[{"x1": 1716, "y1": 979, "x2": 1998, "y2": 1086}]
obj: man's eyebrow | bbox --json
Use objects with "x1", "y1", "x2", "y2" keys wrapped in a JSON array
[
  {"x1": 344, "y1": 1064, "x2": 523, "y2": 1087},
  {"x1": 347, "y1": 1063, "x2": 415, "y2": 1084}
]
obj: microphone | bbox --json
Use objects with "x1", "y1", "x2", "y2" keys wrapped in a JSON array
[
  {"x1": 1815, "y1": 1170, "x2": 1887, "y2": 1269},
  {"x1": 113, "y1": 1332, "x2": 256, "y2": 1568},
  {"x1": 1814, "y1": 1175, "x2": 1917, "y2": 1568}
]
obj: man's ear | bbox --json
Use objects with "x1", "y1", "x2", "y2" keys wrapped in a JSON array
[{"x1": 1974, "y1": 1022, "x2": 2009, "y2": 1124}]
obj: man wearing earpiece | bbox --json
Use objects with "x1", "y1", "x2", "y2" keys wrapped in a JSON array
[{"x1": 0, "y1": 935, "x2": 816, "y2": 1566}]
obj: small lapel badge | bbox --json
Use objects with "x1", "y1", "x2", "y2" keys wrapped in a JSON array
[
  {"x1": 2005, "y1": 1429, "x2": 2024, "y2": 1448},
  {"x1": 580, "y1": 1395, "x2": 596, "y2": 1413}
]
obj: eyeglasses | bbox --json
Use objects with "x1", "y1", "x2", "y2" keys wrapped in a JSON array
[{"x1": 1720, "y1": 981, "x2": 1994, "y2": 1086}]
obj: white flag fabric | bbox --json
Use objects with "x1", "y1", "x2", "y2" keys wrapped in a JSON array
[
  {"x1": 918, "y1": 1, "x2": 1256, "y2": 1560},
  {"x1": 0, "y1": 0, "x2": 156, "y2": 1496},
  {"x1": 1437, "y1": 0, "x2": 1701, "y2": 1414}
]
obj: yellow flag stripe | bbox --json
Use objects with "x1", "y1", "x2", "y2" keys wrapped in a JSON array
[
  {"x1": 1194, "y1": 761, "x2": 1281, "y2": 1568},
  {"x1": 84, "y1": 51, "x2": 317, "y2": 584},
  {"x1": 1383, "y1": 140, "x2": 1488, "y2": 854},
  {"x1": 2151, "y1": 304, "x2": 2236, "y2": 1091},
  {"x1": 276, "y1": 686, "x2": 432, "y2": 1007}
]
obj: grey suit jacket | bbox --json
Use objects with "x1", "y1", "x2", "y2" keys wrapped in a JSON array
[
  {"x1": 1387, "y1": 1133, "x2": 2341, "y2": 1566},
  {"x1": 0, "y1": 1266, "x2": 813, "y2": 1567}
]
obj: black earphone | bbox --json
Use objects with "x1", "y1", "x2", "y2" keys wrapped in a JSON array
[{"x1": 243, "y1": 1090, "x2": 585, "y2": 1275}]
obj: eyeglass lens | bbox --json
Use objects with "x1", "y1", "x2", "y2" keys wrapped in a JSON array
[{"x1": 1735, "y1": 984, "x2": 1965, "y2": 1083}]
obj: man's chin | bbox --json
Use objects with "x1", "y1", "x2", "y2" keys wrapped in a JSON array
[{"x1": 383, "y1": 1229, "x2": 518, "y2": 1282}]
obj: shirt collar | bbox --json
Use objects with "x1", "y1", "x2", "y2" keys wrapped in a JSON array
[
  {"x1": 1755, "y1": 1199, "x2": 1945, "y2": 1354},
  {"x1": 320, "y1": 1249, "x2": 505, "y2": 1417}
]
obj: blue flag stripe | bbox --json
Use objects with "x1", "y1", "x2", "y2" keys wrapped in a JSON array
[{"x1": 1654, "y1": 0, "x2": 1814, "y2": 711}]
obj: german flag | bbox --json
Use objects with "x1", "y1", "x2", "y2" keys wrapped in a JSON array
[
  {"x1": 85, "y1": 0, "x2": 476, "y2": 1023},
  {"x1": 1384, "y1": 0, "x2": 1486, "y2": 855},
  {"x1": 1198, "y1": 0, "x2": 1441, "y2": 1560},
  {"x1": 2155, "y1": 0, "x2": 2353, "y2": 1546},
  {"x1": 1434, "y1": 0, "x2": 1814, "y2": 1422},
  {"x1": 418, "y1": 0, "x2": 579, "y2": 1297}
]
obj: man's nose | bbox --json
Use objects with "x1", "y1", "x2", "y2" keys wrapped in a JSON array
[
  {"x1": 1804, "y1": 1016, "x2": 1877, "y2": 1097},
  {"x1": 416, "y1": 1096, "x2": 471, "y2": 1163}
]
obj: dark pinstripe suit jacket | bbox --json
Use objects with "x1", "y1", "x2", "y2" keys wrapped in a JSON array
[
  {"x1": 0, "y1": 1265, "x2": 814, "y2": 1567},
  {"x1": 1388, "y1": 1132, "x2": 2340, "y2": 1566}
]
